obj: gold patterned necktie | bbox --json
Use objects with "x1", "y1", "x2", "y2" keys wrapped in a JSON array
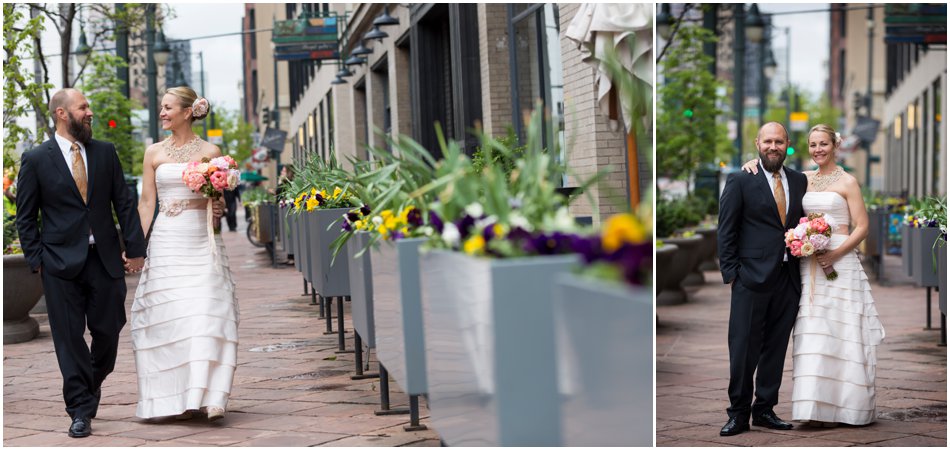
[
  {"x1": 773, "y1": 171, "x2": 786, "y2": 225},
  {"x1": 70, "y1": 142, "x2": 88, "y2": 203}
]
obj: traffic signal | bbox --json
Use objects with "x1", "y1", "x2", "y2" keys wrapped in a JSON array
[
  {"x1": 108, "y1": 119, "x2": 117, "y2": 129},
  {"x1": 787, "y1": 147, "x2": 795, "y2": 156},
  {"x1": 683, "y1": 109, "x2": 694, "y2": 118}
]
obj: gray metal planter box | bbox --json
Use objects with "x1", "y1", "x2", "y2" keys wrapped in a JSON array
[
  {"x1": 257, "y1": 203, "x2": 274, "y2": 244},
  {"x1": 938, "y1": 242, "x2": 946, "y2": 315},
  {"x1": 419, "y1": 250, "x2": 579, "y2": 446},
  {"x1": 280, "y1": 204, "x2": 293, "y2": 259},
  {"x1": 866, "y1": 210, "x2": 887, "y2": 258},
  {"x1": 347, "y1": 232, "x2": 375, "y2": 347},
  {"x1": 298, "y1": 212, "x2": 313, "y2": 280},
  {"x1": 912, "y1": 227, "x2": 941, "y2": 287},
  {"x1": 306, "y1": 208, "x2": 351, "y2": 297},
  {"x1": 902, "y1": 225, "x2": 914, "y2": 277},
  {"x1": 553, "y1": 274, "x2": 652, "y2": 446},
  {"x1": 371, "y1": 238, "x2": 427, "y2": 395}
]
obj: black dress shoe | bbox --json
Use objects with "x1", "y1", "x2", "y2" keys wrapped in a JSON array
[
  {"x1": 752, "y1": 411, "x2": 794, "y2": 430},
  {"x1": 68, "y1": 416, "x2": 92, "y2": 438},
  {"x1": 720, "y1": 416, "x2": 750, "y2": 436}
]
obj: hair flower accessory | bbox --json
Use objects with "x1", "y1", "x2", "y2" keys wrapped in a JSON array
[{"x1": 192, "y1": 97, "x2": 210, "y2": 118}]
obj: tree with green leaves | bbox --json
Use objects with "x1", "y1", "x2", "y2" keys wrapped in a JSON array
[
  {"x1": 77, "y1": 51, "x2": 142, "y2": 175},
  {"x1": 656, "y1": 24, "x2": 732, "y2": 195},
  {"x1": 4, "y1": 3, "x2": 53, "y2": 176},
  {"x1": 192, "y1": 108, "x2": 255, "y2": 165}
]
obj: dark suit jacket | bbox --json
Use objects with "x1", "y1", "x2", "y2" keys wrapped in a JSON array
[
  {"x1": 15, "y1": 138, "x2": 146, "y2": 279},
  {"x1": 717, "y1": 166, "x2": 807, "y2": 293}
]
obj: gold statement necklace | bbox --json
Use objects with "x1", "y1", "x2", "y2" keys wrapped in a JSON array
[
  {"x1": 164, "y1": 136, "x2": 201, "y2": 163},
  {"x1": 810, "y1": 166, "x2": 843, "y2": 192}
]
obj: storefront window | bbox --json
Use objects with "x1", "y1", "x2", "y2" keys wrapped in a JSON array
[{"x1": 508, "y1": 4, "x2": 564, "y2": 169}]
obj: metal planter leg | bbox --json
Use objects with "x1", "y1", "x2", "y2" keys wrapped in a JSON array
[
  {"x1": 335, "y1": 296, "x2": 352, "y2": 353},
  {"x1": 374, "y1": 363, "x2": 409, "y2": 416},
  {"x1": 351, "y1": 332, "x2": 380, "y2": 380}
]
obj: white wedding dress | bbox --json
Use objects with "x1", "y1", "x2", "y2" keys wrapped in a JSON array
[
  {"x1": 131, "y1": 163, "x2": 239, "y2": 418},
  {"x1": 791, "y1": 191, "x2": 885, "y2": 425}
]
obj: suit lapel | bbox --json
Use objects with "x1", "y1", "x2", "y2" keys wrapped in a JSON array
[
  {"x1": 46, "y1": 140, "x2": 85, "y2": 203},
  {"x1": 85, "y1": 142, "x2": 96, "y2": 202}
]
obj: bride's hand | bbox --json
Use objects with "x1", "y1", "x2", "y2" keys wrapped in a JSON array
[
  {"x1": 740, "y1": 158, "x2": 760, "y2": 174},
  {"x1": 816, "y1": 249, "x2": 843, "y2": 268},
  {"x1": 212, "y1": 198, "x2": 225, "y2": 219}
]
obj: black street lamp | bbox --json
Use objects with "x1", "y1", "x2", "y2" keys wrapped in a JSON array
[
  {"x1": 373, "y1": 6, "x2": 399, "y2": 27},
  {"x1": 656, "y1": 4, "x2": 674, "y2": 41},
  {"x1": 73, "y1": 26, "x2": 92, "y2": 66}
]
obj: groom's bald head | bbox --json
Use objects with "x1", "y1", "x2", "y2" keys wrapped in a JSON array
[{"x1": 757, "y1": 122, "x2": 789, "y2": 142}]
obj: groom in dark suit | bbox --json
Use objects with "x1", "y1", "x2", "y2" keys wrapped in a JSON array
[
  {"x1": 15, "y1": 89, "x2": 147, "y2": 438},
  {"x1": 717, "y1": 122, "x2": 807, "y2": 436}
]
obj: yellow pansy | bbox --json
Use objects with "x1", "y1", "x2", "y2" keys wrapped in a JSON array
[
  {"x1": 602, "y1": 213, "x2": 646, "y2": 252},
  {"x1": 332, "y1": 187, "x2": 343, "y2": 199},
  {"x1": 378, "y1": 224, "x2": 390, "y2": 239},
  {"x1": 463, "y1": 235, "x2": 485, "y2": 255},
  {"x1": 492, "y1": 223, "x2": 505, "y2": 239},
  {"x1": 320, "y1": 189, "x2": 328, "y2": 199},
  {"x1": 310, "y1": 188, "x2": 317, "y2": 196},
  {"x1": 306, "y1": 197, "x2": 319, "y2": 211},
  {"x1": 354, "y1": 220, "x2": 364, "y2": 230}
]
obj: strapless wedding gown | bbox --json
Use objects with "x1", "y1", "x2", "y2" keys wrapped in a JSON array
[
  {"x1": 791, "y1": 191, "x2": 884, "y2": 425},
  {"x1": 131, "y1": 163, "x2": 239, "y2": 418}
]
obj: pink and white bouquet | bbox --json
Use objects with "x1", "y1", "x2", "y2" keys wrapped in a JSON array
[
  {"x1": 785, "y1": 212, "x2": 838, "y2": 280},
  {"x1": 182, "y1": 156, "x2": 240, "y2": 199}
]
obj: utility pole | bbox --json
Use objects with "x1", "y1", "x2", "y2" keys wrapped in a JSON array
[
  {"x1": 732, "y1": 4, "x2": 746, "y2": 168},
  {"x1": 115, "y1": 4, "x2": 130, "y2": 99},
  {"x1": 200, "y1": 51, "x2": 207, "y2": 140},
  {"x1": 146, "y1": 4, "x2": 159, "y2": 144},
  {"x1": 864, "y1": 7, "x2": 875, "y2": 188}
]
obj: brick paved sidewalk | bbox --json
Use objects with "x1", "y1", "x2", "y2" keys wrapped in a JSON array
[
  {"x1": 3, "y1": 212, "x2": 440, "y2": 446},
  {"x1": 656, "y1": 254, "x2": 947, "y2": 447}
]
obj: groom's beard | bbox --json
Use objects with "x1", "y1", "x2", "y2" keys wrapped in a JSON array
[
  {"x1": 68, "y1": 114, "x2": 93, "y2": 144},
  {"x1": 759, "y1": 149, "x2": 786, "y2": 173}
]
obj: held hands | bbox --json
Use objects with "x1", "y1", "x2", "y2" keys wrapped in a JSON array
[
  {"x1": 740, "y1": 159, "x2": 760, "y2": 175},
  {"x1": 122, "y1": 251, "x2": 145, "y2": 273}
]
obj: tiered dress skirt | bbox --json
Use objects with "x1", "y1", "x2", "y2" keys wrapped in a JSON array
[
  {"x1": 131, "y1": 205, "x2": 239, "y2": 419},
  {"x1": 791, "y1": 235, "x2": 885, "y2": 425}
]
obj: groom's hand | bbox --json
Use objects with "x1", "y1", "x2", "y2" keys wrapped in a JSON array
[{"x1": 123, "y1": 251, "x2": 145, "y2": 273}]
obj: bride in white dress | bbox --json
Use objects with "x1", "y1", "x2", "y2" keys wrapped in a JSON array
[
  {"x1": 743, "y1": 124, "x2": 884, "y2": 426},
  {"x1": 133, "y1": 87, "x2": 239, "y2": 421}
]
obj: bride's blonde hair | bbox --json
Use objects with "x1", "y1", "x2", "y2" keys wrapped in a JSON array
[
  {"x1": 165, "y1": 86, "x2": 210, "y2": 122},
  {"x1": 807, "y1": 124, "x2": 840, "y2": 148}
]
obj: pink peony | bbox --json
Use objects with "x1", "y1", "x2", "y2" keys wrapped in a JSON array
[
  {"x1": 222, "y1": 155, "x2": 237, "y2": 168},
  {"x1": 184, "y1": 172, "x2": 206, "y2": 191},
  {"x1": 793, "y1": 223, "x2": 808, "y2": 240},
  {"x1": 211, "y1": 156, "x2": 231, "y2": 171},
  {"x1": 808, "y1": 233, "x2": 830, "y2": 251},
  {"x1": 811, "y1": 217, "x2": 829, "y2": 233},
  {"x1": 799, "y1": 217, "x2": 809, "y2": 224},
  {"x1": 210, "y1": 170, "x2": 229, "y2": 190}
]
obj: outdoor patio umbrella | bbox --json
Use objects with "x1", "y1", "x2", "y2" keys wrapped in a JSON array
[{"x1": 566, "y1": 3, "x2": 652, "y2": 209}]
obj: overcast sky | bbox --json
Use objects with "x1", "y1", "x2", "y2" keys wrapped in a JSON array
[
  {"x1": 161, "y1": 3, "x2": 247, "y2": 113},
  {"x1": 759, "y1": 3, "x2": 831, "y2": 98},
  {"x1": 32, "y1": 3, "x2": 246, "y2": 114}
]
